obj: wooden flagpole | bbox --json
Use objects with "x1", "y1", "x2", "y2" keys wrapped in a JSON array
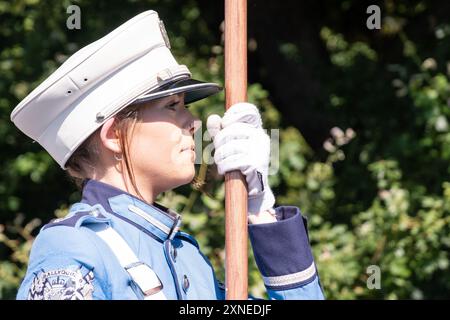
[{"x1": 224, "y1": 0, "x2": 248, "y2": 300}]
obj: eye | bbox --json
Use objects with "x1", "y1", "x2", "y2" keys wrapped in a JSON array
[{"x1": 166, "y1": 100, "x2": 180, "y2": 110}]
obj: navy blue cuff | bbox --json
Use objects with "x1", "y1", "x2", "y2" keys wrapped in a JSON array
[{"x1": 248, "y1": 206, "x2": 316, "y2": 290}]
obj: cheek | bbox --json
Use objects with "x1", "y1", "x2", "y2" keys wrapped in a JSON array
[
  {"x1": 130, "y1": 123, "x2": 184, "y2": 167},
  {"x1": 129, "y1": 122, "x2": 196, "y2": 188}
]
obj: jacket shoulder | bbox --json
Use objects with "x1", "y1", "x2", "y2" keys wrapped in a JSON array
[
  {"x1": 19, "y1": 211, "x2": 112, "y2": 297},
  {"x1": 18, "y1": 223, "x2": 110, "y2": 300},
  {"x1": 42, "y1": 208, "x2": 109, "y2": 230},
  {"x1": 29, "y1": 209, "x2": 111, "y2": 267},
  {"x1": 176, "y1": 231, "x2": 199, "y2": 249}
]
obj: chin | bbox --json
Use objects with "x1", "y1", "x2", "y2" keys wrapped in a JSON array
[
  {"x1": 183, "y1": 166, "x2": 196, "y2": 183},
  {"x1": 172, "y1": 165, "x2": 196, "y2": 188}
]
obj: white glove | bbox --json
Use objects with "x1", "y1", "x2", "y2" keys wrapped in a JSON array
[{"x1": 206, "y1": 102, "x2": 275, "y2": 214}]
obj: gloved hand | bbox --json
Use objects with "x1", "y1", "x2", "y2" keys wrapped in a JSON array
[{"x1": 206, "y1": 102, "x2": 276, "y2": 216}]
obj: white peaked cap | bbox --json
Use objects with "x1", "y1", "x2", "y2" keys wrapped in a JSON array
[{"x1": 10, "y1": 10, "x2": 221, "y2": 169}]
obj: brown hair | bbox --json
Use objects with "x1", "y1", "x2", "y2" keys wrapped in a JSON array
[{"x1": 65, "y1": 103, "x2": 145, "y2": 199}]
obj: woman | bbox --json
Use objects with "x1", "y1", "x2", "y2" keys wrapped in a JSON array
[{"x1": 11, "y1": 10, "x2": 324, "y2": 300}]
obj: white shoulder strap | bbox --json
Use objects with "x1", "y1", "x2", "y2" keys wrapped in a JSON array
[{"x1": 92, "y1": 225, "x2": 167, "y2": 300}]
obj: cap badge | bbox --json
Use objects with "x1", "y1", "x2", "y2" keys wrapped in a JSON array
[{"x1": 159, "y1": 20, "x2": 171, "y2": 49}]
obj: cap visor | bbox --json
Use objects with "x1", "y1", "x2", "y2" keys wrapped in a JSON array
[{"x1": 133, "y1": 78, "x2": 222, "y2": 105}]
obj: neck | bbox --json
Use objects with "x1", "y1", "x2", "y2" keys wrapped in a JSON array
[{"x1": 93, "y1": 168, "x2": 156, "y2": 205}]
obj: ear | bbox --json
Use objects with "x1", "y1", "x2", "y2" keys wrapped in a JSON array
[{"x1": 99, "y1": 117, "x2": 122, "y2": 154}]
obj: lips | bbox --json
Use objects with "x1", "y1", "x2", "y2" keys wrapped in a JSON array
[{"x1": 181, "y1": 145, "x2": 195, "y2": 152}]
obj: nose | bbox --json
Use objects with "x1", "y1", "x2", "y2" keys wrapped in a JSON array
[
  {"x1": 183, "y1": 109, "x2": 200, "y2": 135},
  {"x1": 190, "y1": 116, "x2": 201, "y2": 135}
]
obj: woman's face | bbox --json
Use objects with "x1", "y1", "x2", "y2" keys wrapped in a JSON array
[{"x1": 127, "y1": 93, "x2": 198, "y2": 194}]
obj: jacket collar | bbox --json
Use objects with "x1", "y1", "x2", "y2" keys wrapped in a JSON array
[{"x1": 80, "y1": 179, "x2": 181, "y2": 242}]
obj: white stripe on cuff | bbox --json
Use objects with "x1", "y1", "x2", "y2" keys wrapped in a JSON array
[{"x1": 262, "y1": 262, "x2": 316, "y2": 287}]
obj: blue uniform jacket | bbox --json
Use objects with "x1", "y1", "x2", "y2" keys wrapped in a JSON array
[{"x1": 17, "y1": 179, "x2": 324, "y2": 300}]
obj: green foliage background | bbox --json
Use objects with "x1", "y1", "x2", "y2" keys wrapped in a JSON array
[{"x1": 1, "y1": 0, "x2": 449, "y2": 299}]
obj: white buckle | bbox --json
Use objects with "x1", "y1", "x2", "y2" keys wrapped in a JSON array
[{"x1": 125, "y1": 262, "x2": 163, "y2": 297}]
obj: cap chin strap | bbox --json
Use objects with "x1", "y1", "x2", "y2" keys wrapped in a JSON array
[{"x1": 90, "y1": 224, "x2": 167, "y2": 300}]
